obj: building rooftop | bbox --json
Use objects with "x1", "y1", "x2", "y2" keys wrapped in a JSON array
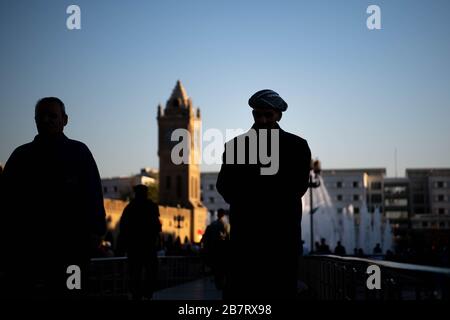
[
  {"x1": 321, "y1": 168, "x2": 387, "y2": 175},
  {"x1": 406, "y1": 168, "x2": 450, "y2": 176},
  {"x1": 384, "y1": 177, "x2": 410, "y2": 183}
]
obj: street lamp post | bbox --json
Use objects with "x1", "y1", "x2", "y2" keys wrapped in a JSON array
[
  {"x1": 309, "y1": 159, "x2": 321, "y2": 254},
  {"x1": 173, "y1": 215, "x2": 185, "y2": 239}
]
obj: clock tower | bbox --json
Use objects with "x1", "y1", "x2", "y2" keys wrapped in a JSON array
[{"x1": 157, "y1": 81, "x2": 206, "y2": 242}]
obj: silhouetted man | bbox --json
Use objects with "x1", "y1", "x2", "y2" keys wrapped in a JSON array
[
  {"x1": 0, "y1": 97, "x2": 106, "y2": 299},
  {"x1": 217, "y1": 89, "x2": 311, "y2": 299},
  {"x1": 119, "y1": 184, "x2": 161, "y2": 300}
]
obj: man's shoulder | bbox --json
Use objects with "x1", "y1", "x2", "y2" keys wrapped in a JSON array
[
  {"x1": 146, "y1": 199, "x2": 160, "y2": 211},
  {"x1": 66, "y1": 138, "x2": 100, "y2": 165},
  {"x1": 211, "y1": 220, "x2": 221, "y2": 226},
  {"x1": 65, "y1": 138, "x2": 91, "y2": 153},
  {"x1": 11, "y1": 141, "x2": 35, "y2": 155},
  {"x1": 280, "y1": 129, "x2": 309, "y2": 147},
  {"x1": 227, "y1": 128, "x2": 308, "y2": 141},
  {"x1": 226, "y1": 130, "x2": 252, "y2": 144},
  {"x1": 7, "y1": 141, "x2": 36, "y2": 163}
]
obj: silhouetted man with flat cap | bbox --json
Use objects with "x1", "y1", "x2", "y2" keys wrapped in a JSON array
[
  {"x1": 217, "y1": 89, "x2": 311, "y2": 300},
  {"x1": 0, "y1": 97, "x2": 106, "y2": 299}
]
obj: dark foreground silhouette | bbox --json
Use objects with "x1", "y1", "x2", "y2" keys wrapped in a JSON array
[
  {"x1": 217, "y1": 89, "x2": 311, "y2": 299},
  {"x1": 0, "y1": 97, "x2": 106, "y2": 299},
  {"x1": 118, "y1": 184, "x2": 162, "y2": 300}
]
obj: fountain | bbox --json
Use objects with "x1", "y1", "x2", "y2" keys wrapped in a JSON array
[{"x1": 301, "y1": 176, "x2": 393, "y2": 255}]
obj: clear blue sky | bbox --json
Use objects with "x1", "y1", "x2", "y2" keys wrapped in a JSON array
[{"x1": 1, "y1": 0, "x2": 449, "y2": 178}]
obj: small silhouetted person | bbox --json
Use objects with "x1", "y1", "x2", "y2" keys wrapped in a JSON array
[
  {"x1": 300, "y1": 240, "x2": 306, "y2": 255},
  {"x1": 318, "y1": 238, "x2": 331, "y2": 254},
  {"x1": 165, "y1": 234, "x2": 174, "y2": 255},
  {"x1": 334, "y1": 241, "x2": 346, "y2": 256},
  {"x1": 315, "y1": 241, "x2": 321, "y2": 253},
  {"x1": 0, "y1": 97, "x2": 106, "y2": 299},
  {"x1": 201, "y1": 208, "x2": 230, "y2": 290},
  {"x1": 173, "y1": 236, "x2": 183, "y2": 255},
  {"x1": 119, "y1": 184, "x2": 161, "y2": 300},
  {"x1": 217, "y1": 90, "x2": 311, "y2": 299},
  {"x1": 357, "y1": 248, "x2": 365, "y2": 257},
  {"x1": 373, "y1": 243, "x2": 382, "y2": 255}
]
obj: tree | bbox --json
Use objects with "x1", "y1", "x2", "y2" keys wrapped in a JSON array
[{"x1": 147, "y1": 183, "x2": 159, "y2": 203}]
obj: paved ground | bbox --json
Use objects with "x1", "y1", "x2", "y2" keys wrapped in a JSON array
[{"x1": 153, "y1": 276, "x2": 222, "y2": 300}]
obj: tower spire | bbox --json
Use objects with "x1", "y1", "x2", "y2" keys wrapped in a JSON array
[{"x1": 168, "y1": 80, "x2": 189, "y2": 108}]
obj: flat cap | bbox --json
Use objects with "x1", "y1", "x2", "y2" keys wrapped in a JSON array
[{"x1": 248, "y1": 89, "x2": 288, "y2": 112}]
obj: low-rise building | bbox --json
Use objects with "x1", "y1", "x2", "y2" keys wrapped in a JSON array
[
  {"x1": 200, "y1": 172, "x2": 229, "y2": 221},
  {"x1": 321, "y1": 168, "x2": 386, "y2": 215},
  {"x1": 102, "y1": 168, "x2": 157, "y2": 200}
]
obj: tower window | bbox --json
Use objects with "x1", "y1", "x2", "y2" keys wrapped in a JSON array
[
  {"x1": 191, "y1": 177, "x2": 197, "y2": 199},
  {"x1": 196, "y1": 179, "x2": 199, "y2": 198}
]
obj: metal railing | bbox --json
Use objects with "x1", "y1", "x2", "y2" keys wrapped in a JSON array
[
  {"x1": 88, "y1": 256, "x2": 205, "y2": 298},
  {"x1": 299, "y1": 255, "x2": 450, "y2": 300},
  {"x1": 88, "y1": 257, "x2": 129, "y2": 298}
]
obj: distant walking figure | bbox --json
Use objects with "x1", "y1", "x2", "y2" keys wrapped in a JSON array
[
  {"x1": 0, "y1": 97, "x2": 106, "y2": 299},
  {"x1": 119, "y1": 184, "x2": 162, "y2": 300},
  {"x1": 201, "y1": 208, "x2": 230, "y2": 290},
  {"x1": 216, "y1": 89, "x2": 311, "y2": 299}
]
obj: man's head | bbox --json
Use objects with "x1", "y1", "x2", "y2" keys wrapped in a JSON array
[
  {"x1": 248, "y1": 89, "x2": 287, "y2": 129},
  {"x1": 34, "y1": 97, "x2": 68, "y2": 136},
  {"x1": 217, "y1": 208, "x2": 226, "y2": 220},
  {"x1": 133, "y1": 184, "x2": 149, "y2": 200}
]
